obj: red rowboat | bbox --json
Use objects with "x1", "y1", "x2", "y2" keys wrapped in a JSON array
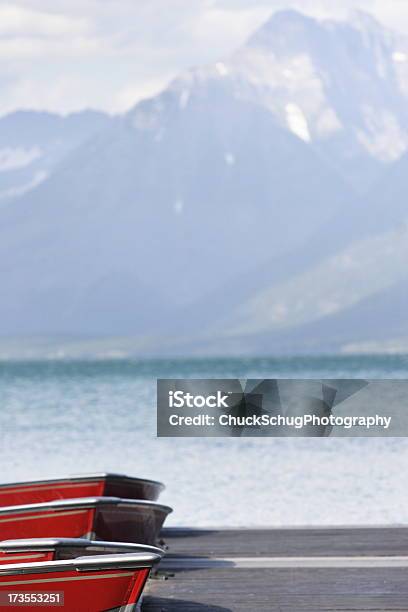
[
  {"x1": 0, "y1": 497, "x2": 172, "y2": 545},
  {"x1": 0, "y1": 473, "x2": 164, "y2": 506},
  {"x1": 0, "y1": 538, "x2": 164, "y2": 565},
  {"x1": 0, "y1": 552, "x2": 160, "y2": 611}
]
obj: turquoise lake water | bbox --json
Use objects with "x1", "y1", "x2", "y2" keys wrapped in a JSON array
[{"x1": 1, "y1": 355, "x2": 408, "y2": 526}]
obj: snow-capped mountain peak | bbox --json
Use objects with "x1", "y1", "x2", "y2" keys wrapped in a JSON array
[{"x1": 141, "y1": 9, "x2": 408, "y2": 194}]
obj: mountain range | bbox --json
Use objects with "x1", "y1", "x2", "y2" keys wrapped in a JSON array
[{"x1": 1, "y1": 9, "x2": 408, "y2": 356}]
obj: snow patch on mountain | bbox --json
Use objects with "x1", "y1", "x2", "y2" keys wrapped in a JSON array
[
  {"x1": 0, "y1": 170, "x2": 48, "y2": 201},
  {"x1": 174, "y1": 198, "x2": 184, "y2": 214},
  {"x1": 393, "y1": 52, "x2": 407, "y2": 63},
  {"x1": 224, "y1": 152, "x2": 235, "y2": 165},
  {"x1": 285, "y1": 103, "x2": 310, "y2": 141},
  {"x1": 215, "y1": 62, "x2": 229, "y2": 77},
  {"x1": 0, "y1": 147, "x2": 43, "y2": 172},
  {"x1": 357, "y1": 108, "x2": 407, "y2": 161}
]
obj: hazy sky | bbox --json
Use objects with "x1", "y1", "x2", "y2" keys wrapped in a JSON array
[{"x1": 1, "y1": 0, "x2": 407, "y2": 116}]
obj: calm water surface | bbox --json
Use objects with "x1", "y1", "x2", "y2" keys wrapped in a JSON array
[{"x1": 1, "y1": 355, "x2": 407, "y2": 526}]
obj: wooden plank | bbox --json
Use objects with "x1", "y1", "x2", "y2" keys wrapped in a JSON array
[
  {"x1": 160, "y1": 555, "x2": 408, "y2": 569},
  {"x1": 143, "y1": 528, "x2": 408, "y2": 611},
  {"x1": 161, "y1": 526, "x2": 408, "y2": 558},
  {"x1": 144, "y1": 568, "x2": 408, "y2": 611}
]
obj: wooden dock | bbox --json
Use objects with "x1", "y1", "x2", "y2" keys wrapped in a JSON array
[{"x1": 142, "y1": 527, "x2": 408, "y2": 611}]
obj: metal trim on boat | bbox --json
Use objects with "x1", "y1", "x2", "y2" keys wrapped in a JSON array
[
  {"x1": 0, "y1": 553, "x2": 161, "y2": 577},
  {"x1": 0, "y1": 538, "x2": 164, "y2": 557},
  {"x1": 0, "y1": 497, "x2": 172, "y2": 515}
]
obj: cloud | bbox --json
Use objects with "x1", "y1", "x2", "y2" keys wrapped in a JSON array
[
  {"x1": 113, "y1": 77, "x2": 175, "y2": 113},
  {"x1": 0, "y1": 4, "x2": 89, "y2": 37},
  {"x1": 217, "y1": 0, "x2": 408, "y2": 33},
  {"x1": 0, "y1": 37, "x2": 102, "y2": 60},
  {"x1": 179, "y1": 3, "x2": 271, "y2": 54},
  {"x1": 371, "y1": 0, "x2": 408, "y2": 34},
  {"x1": 0, "y1": 0, "x2": 407, "y2": 116},
  {"x1": 216, "y1": 0, "x2": 375, "y2": 17},
  {"x1": 0, "y1": 0, "x2": 268, "y2": 114}
]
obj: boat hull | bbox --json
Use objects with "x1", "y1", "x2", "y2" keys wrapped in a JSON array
[
  {"x1": 0, "y1": 553, "x2": 160, "y2": 611},
  {"x1": 0, "y1": 567, "x2": 149, "y2": 611},
  {"x1": 0, "y1": 498, "x2": 172, "y2": 546},
  {"x1": 0, "y1": 473, "x2": 164, "y2": 507}
]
